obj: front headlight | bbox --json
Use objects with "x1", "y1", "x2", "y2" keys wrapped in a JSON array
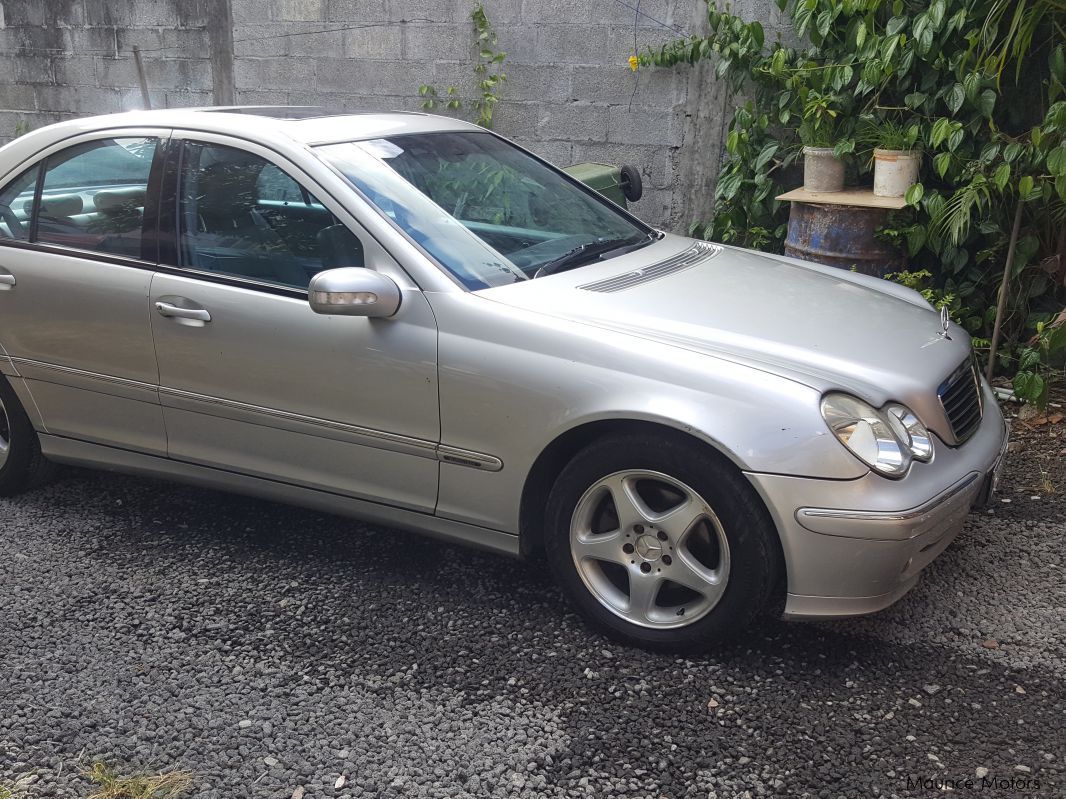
[
  {"x1": 885, "y1": 403, "x2": 933, "y2": 462},
  {"x1": 820, "y1": 393, "x2": 913, "y2": 477}
]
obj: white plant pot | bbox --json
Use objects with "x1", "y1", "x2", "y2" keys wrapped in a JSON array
[
  {"x1": 802, "y1": 146, "x2": 845, "y2": 193},
  {"x1": 873, "y1": 149, "x2": 921, "y2": 197}
]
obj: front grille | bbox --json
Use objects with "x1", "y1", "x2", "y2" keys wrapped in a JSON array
[
  {"x1": 577, "y1": 241, "x2": 721, "y2": 293},
  {"x1": 938, "y1": 359, "x2": 983, "y2": 443}
]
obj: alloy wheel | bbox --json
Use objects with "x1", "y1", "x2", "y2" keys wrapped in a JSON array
[{"x1": 569, "y1": 470, "x2": 731, "y2": 629}]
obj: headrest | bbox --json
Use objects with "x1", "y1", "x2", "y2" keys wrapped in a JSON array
[
  {"x1": 93, "y1": 186, "x2": 146, "y2": 213},
  {"x1": 196, "y1": 158, "x2": 263, "y2": 216},
  {"x1": 30, "y1": 193, "x2": 84, "y2": 217}
]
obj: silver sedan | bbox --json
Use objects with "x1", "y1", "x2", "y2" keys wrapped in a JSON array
[{"x1": 0, "y1": 108, "x2": 1008, "y2": 649}]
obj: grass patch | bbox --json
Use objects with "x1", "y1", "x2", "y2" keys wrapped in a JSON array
[{"x1": 85, "y1": 762, "x2": 192, "y2": 799}]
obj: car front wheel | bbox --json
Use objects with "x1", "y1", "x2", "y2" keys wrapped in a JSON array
[{"x1": 544, "y1": 432, "x2": 781, "y2": 650}]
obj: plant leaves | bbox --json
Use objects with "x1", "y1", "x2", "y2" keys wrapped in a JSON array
[
  {"x1": 928, "y1": 0, "x2": 946, "y2": 29},
  {"x1": 930, "y1": 117, "x2": 951, "y2": 148},
  {"x1": 993, "y1": 162, "x2": 1011, "y2": 191},
  {"x1": 977, "y1": 89, "x2": 996, "y2": 118},
  {"x1": 905, "y1": 182, "x2": 924, "y2": 205},
  {"x1": 886, "y1": 16, "x2": 908, "y2": 36},
  {"x1": 754, "y1": 142, "x2": 779, "y2": 171},
  {"x1": 946, "y1": 83, "x2": 965, "y2": 114},
  {"x1": 1013, "y1": 370, "x2": 1036, "y2": 401},
  {"x1": 1047, "y1": 146, "x2": 1066, "y2": 177},
  {"x1": 904, "y1": 91, "x2": 927, "y2": 109},
  {"x1": 948, "y1": 125, "x2": 965, "y2": 151},
  {"x1": 716, "y1": 172, "x2": 743, "y2": 200},
  {"x1": 905, "y1": 225, "x2": 927, "y2": 255},
  {"x1": 934, "y1": 152, "x2": 952, "y2": 177},
  {"x1": 1051, "y1": 45, "x2": 1066, "y2": 85}
]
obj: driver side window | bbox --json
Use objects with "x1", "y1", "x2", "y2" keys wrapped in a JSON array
[{"x1": 177, "y1": 141, "x2": 364, "y2": 290}]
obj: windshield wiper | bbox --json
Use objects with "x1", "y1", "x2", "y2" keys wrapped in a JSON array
[{"x1": 533, "y1": 234, "x2": 653, "y2": 279}]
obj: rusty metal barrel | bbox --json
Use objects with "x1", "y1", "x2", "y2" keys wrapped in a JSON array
[{"x1": 778, "y1": 190, "x2": 906, "y2": 277}]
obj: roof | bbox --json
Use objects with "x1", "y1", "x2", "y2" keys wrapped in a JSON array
[{"x1": 0, "y1": 107, "x2": 484, "y2": 173}]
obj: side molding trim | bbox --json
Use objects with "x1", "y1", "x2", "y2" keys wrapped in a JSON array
[{"x1": 12, "y1": 357, "x2": 502, "y2": 470}]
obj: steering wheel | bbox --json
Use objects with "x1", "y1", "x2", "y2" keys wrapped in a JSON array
[{"x1": 0, "y1": 205, "x2": 24, "y2": 238}]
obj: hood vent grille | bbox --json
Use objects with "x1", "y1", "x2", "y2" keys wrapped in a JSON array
[{"x1": 577, "y1": 241, "x2": 722, "y2": 293}]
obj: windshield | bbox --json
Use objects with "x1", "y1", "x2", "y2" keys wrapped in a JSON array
[{"x1": 317, "y1": 131, "x2": 652, "y2": 289}]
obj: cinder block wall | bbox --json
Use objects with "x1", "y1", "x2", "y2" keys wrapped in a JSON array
[{"x1": 0, "y1": 0, "x2": 780, "y2": 230}]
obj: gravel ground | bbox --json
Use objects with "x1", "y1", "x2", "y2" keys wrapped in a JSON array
[{"x1": 1, "y1": 412, "x2": 1064, "y2": 798}]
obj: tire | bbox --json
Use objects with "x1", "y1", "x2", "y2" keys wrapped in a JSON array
[
  {"x1": 0, "y1": 374, "x2": 57, "y2": 497},
  {"x1": 544, "y1": 432, "x2": 780, "y2": 651},
  {"x1": 619, "y1": 164, "x2": 643, "y2": 202}
]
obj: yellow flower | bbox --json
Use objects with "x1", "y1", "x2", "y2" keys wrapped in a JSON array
[{"x1": 628, "y1": 55, "x2": 639, "y2": 72}]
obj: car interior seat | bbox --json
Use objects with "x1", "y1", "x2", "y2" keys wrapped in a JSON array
[{"x1": 186, "y1": 156, "x2": 308, "y2": 287}]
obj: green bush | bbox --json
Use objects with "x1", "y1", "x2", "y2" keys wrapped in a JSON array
[{"x1": 640, "y1": 0, "x2": 1066, "y2": 380}]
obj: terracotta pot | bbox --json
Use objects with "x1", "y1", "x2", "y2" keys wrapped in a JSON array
[
  {"x1": 802, "y1": 146, "x2": 844, "y2": 193},
  {"x1": 873, "y1": 148, "x2": 921, "y2": 197}
]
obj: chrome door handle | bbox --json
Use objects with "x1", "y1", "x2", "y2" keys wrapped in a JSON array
[
  {"x1": 155, "y1": 301, "x2": 211, "y2": 323},
  {"x1": 0, "y1": 273, "x2": 14, "y2": 288}
]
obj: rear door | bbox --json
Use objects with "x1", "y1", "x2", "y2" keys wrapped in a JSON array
[
  {"x1": 0, "y1": 130, "x2": 168, "y2": 455},
  {"x1": 149, "y1": 131, "x2": 440, "y2": 511}
]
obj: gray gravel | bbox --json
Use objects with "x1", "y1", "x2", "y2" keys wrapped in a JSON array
[{"x1": 1, "y1": 422, "x2": 1064, "y2": 798}]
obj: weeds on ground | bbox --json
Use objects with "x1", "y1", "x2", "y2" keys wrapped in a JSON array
[
  {"x1": 84, "y1": 762, "x2": 192, "y2": 799},
  {"x1": 1039, "y1": 455, "x2": 1056, "y2": 494}
]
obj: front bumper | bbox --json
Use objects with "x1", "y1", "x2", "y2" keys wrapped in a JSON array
[{"x1": 746, "y1": 381, "x2": 1009, "y2": 619}]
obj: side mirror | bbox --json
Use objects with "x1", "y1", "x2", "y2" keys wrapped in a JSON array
[{"x1": 308, "y1": 267, "x2": 401, "y2": 318}]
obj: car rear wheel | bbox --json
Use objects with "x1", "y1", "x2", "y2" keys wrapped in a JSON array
[
  {"x1": 544, "y1": 432, "x2": 780, "y2": 650},
  {"x1": 0, "y1": 375, "x2": 57, "y2": 496}
]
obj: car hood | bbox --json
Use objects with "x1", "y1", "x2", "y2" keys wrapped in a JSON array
[{"x1": 478, "y1": 235, "x2": 973, "y2": 413}]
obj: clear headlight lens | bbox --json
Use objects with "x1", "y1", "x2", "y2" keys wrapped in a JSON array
[
  {"x1": 820, "y1": 393, "x2": 914, "y2": 477},
  {"x1": 885, "y1": 403, "x2": 933, "y2": 462}
]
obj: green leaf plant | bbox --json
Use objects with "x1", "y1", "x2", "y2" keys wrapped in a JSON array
[
  {"x1": 639, "y1": 0, "x2": 1066, "y2": 397},
  {"x1": 417, "y1": 3, "x2": 507, "y2": 129}
]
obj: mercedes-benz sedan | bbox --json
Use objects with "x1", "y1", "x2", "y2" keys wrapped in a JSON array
[{"x1": 0, "y1": 108, "x2": 1008, "y2": 649}]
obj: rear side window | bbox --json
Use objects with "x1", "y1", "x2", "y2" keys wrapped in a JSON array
[
  {"x1": 36, "y1": 137, "x2": 158, "y2": 259},
  {"x1": 0, "y1": 166, "x2": 39, "y2": 242}
]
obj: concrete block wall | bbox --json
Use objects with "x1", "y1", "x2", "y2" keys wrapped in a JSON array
[
  {"x1": 0, "y1": 0, "x2": 775, "y2": 229},
  {"x1": 229, "y1": 0, "x2": 699, "y2": 227},
  {"x1": 0, "y1": 1, "x2": 224, "y2": 137}
]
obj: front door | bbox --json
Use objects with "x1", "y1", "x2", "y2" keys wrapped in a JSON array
[
  {"x1": 0, "y1": 132, "x2": 167, "y2": 455},
  {"x1": 149, "y1": 134, "x2": 440, "y2": 512}
]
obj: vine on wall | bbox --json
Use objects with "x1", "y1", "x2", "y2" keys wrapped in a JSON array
[{"x1": 419, "y1": 3, "x2": 507, "y2": 129}]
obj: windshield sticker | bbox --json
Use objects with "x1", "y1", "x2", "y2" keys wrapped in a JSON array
[{"x1": 358, "y1": 139, "x2": 405, "y2": 160}]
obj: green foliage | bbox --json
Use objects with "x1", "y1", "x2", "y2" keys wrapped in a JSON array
[
  {"x1": 1012, "y1": 316, "x2": 1066, "y2": 406},
  {"x1": 973, "y1": 0, "x2": 1066, "y2": 83},
  {"x1": 417, "y1": 3, "x2": 506, "y2": 128},
  {"x1": 857, "y1": 115, "x2": 923, "y2": 151},
  {"x1": 798, "y1": 90, "x2": 846, "y2": 148},
  {"x1": 470, "y1": 3, "x2": 507, "y2": 128},
  {"x1": 419, "y1": 84, "x2": 462, "y2": 111},
  {"x1": 640, "y1": 0, "x2": 1066, "y2": 395}
]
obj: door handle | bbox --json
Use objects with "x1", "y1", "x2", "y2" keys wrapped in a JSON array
[
  {"x1": 155, "y1": 301, "x2": 211, "y2": 323},
  {"x1": 0, "y1": 273, "x2": 14, "y2": 288}
]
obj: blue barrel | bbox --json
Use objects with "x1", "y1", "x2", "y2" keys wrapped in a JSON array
[{"x1": 783, "y1": 201, "x2": 905, "y2": 277}]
